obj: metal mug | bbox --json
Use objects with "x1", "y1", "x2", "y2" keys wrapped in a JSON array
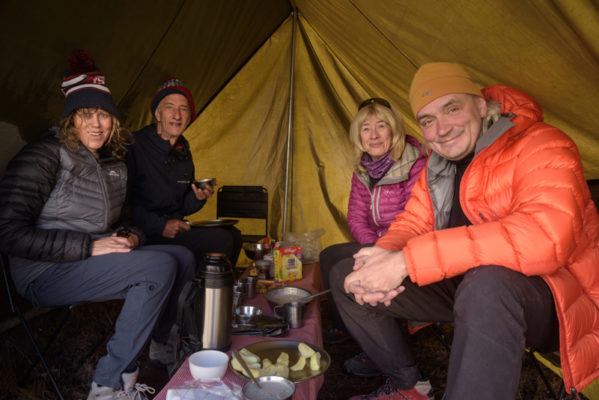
[
  {"x1": 233, "y1": 282, "x2": 246, "y2": 297},
  {"x1": 232, "y1": 291, "x2": 245, "y2": 310},
  {"x1": 241, "y1": 276, "x2": 257, "y2": 299},
  {"x1": 255, "y1": 260, "x2": 272, "y2": 280},
  {"x1": 274, "y1": 301, "x2": 304, "y2": 329}
]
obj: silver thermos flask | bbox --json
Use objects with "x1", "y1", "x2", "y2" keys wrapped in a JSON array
[{"x1": 197, "y1": 252, "x2": 233, "y2": 351}]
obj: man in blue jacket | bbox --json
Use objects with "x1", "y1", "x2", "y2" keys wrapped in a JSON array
[
  {"x1": 127, "y1": 78, "x2": 242, "y2": 267},
  {"x1": 126, "y1": 78, "x2": 242, "y2": 364}
]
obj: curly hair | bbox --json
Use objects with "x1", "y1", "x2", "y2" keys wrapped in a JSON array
[
  {"x1": 59, "y1": 108, "x2": 133, "y2": 159},
  {"x1": 349, "y1": 101, "x2": 407, "y2": 172}
]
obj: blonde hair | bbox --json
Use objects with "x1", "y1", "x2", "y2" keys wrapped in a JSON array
[
  {"x1": 349, "y1": 101, "x2": 407, "y2": 172},
  {"x1": 59, "y1": 108, "x2": 133, "y2": 159}
]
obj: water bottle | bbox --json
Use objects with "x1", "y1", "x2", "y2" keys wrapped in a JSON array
[{"x1": 197, "y1": 253, "x2": 233, "y2": 351}]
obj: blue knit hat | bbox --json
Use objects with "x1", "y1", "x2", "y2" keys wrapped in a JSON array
[
  {"x1": 60, "y1": 50, "x2": 119, "y2": 119},
  {"x1": 150, "y1": 77, "x2": 196, "y2": 119}
]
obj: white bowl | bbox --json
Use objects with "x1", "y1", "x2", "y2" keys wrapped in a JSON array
[{"x1": 188, "y1": 350, "x2": 229, "y2": 380}]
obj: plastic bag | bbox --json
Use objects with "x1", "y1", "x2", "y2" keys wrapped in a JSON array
[
  {"x1": 282, "y1": 229, "x2": 326, "y2": 263},
  {"x1": 166, "y1": 378, "x2": 242, "y2": 400}
]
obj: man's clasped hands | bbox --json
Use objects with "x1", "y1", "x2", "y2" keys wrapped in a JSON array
[{"x1": 344, "y1": 246, "x2": 409, "y2": 306}]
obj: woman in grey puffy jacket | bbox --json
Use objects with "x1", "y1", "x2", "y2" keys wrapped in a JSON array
[
  {"x1": 0, "y1": 51, "x2": 194, "y2": 400},
  {"x1": 319, "y1": 98, "x2": 427, "y2": 376}
]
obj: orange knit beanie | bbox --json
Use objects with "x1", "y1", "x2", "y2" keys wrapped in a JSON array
[{"x1": 409, "y1": 62, "x2": 482, "y2": 117}]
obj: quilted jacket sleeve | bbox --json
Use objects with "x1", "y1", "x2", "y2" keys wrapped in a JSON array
[
  {"x1": 347, "y1": 173, "x2": 379, "y2": 244},
  {"x1": 0, "y1": 136, "x2": 92, "y2": 262},
  {"x1": 397, "y1": 125, "x2": 588, "y2": 286}
]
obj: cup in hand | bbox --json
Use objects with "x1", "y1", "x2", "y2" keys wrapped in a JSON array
[{"x1": 194, "y1": 178, "x2": 216, "y2": 189}]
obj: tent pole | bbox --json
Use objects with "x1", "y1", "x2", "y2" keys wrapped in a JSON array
[{"x1": 282, "y1": 8, "x2": 297, "y2": 237}]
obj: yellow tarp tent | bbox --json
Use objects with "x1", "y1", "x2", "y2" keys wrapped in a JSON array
[
  {"x1": 1, "y1": 0, "x2": 597, "y2": 247},
  {"x1": 1, "y1": 0, "x2": 599, "y2": 396}
]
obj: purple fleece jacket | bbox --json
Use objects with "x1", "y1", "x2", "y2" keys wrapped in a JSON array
[{"x1": 347, "y1": 135, "x2": 427, "y2": 244}]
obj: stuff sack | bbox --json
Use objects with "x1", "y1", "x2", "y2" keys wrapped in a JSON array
[{"x1": 169, "y1": 278, "x2": 203, "y2": 376}]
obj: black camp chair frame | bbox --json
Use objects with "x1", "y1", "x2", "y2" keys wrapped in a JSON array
[
  {"x1": 216, "y1": 185, "x2": 268, "y2": 243},
  {"x1": 2, "y1": 252, "x2": 65, "y2": 398},
  {"x1": 528, "y1": 350, "x2": 567, "y2": 400},
  {"x1": 2, "y1": 253, "x2": 114, "y2": 399}
]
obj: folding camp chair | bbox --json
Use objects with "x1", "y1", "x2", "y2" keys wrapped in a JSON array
[
  {"x1": 527, "y1": 350, "x2": 568, "y2": 400},
  {"x1": 2, "y1": 252, "x2": 66, "y2": 398},
  {"x1": 216, "y1": 185, "x2": 268, "y2": 243},
  {"x1": 2, "y1": 252, "x2": 115, "y2": 399},
  {"x1": 528, "y1": 349, "x2": 599, "y2": 399}
]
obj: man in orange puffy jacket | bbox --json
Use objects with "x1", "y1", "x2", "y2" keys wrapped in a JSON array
[{"x1": 331, "y1": 62, "x2": 599, "y2": 400}]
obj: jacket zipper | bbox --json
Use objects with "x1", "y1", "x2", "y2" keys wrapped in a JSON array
[
  {"x1": 370, "y1": 185, "x2": 381, "y2": 227},
  {"x1": 95, "y1": 160, "x2": 109, "y2": 230}
]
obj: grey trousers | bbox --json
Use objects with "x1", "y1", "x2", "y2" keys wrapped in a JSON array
[
  {"x1": 330, "y1": 261, "x2": 559, "y2": 400},
  {"x1": 25, "y1": 245, "x2": 195, "y2": 389}
]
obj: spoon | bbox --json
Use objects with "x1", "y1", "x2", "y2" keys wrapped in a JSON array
[
  {"x1": 233, "y1": 350, "x2": 262, "y2": 389},
  {"x1": 299, "y1": 288, "x2": 331, "y2": 304}
]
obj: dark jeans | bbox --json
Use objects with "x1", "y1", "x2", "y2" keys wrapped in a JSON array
[
  {"x1": 330, "y1": 262, "x2": 559, "y2": 400},
  {"x1": 147, "y1": 225, "x2": 242, "y2": 271},
  {"x1": 25, "y1": 245, "x2": 195, "y2": 389},
  {"x1": 319, "y1": 242, "x2": 371, "y2": 332}
]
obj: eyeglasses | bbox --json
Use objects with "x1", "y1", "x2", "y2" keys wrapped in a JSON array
[{"x1": 358, "y1": 97, "x2": 391, "y2": 110}]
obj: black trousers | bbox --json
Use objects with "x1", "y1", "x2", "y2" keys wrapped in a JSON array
[
  {"x1": 147, "y1": 225, "x2": 242, "y2": 272},
  {"x1": 330, "y1": 261, "x2": 559, "y2": 400},
  {"x1": 319, "y1": 242, "x2": 371, "y2": 332}
]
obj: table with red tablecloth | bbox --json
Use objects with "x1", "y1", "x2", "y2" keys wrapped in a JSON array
[{"x1": 154, "y1": 263, "x2": 324, "y2": 400}]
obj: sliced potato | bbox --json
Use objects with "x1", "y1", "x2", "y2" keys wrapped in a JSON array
[
  {"x1": 276, "y1": 351, "x2": 290, "y2": 366},
  {"x1": 234, "y1": 345, "x2": 322, "y2": 378},
  {"x1": 262, "y1": 358, "x2": 273, "y2": 368},
  {"x1": 261, "y1": 363, "x2": 278, "y2": 376},
  {"x1": 231, "y1": 357, "x2": 261, "y2": 376},
  {"x1": 309, "y1": 352, "x2": 322, "y2": 371},
  {"x1": 231, "y1": 357, "x2": 245, "y2": 374},
  {"x1": 290, "y1": 355, "x2": 306, "y2": 371},
  {"x1": 240, "y1": 348, "x2": 261, "y2": 364},
  {"x1": 249, "y1": 367, "x2": 261, "y2": 378},
  {"x1": 298, "y1": 342, "x2": 315, "y2": 358},
  {"x1": 276, "y1": 362, "x2": 289, "y2": 378}
]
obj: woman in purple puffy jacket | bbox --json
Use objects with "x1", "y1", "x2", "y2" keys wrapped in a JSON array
[{"x1": 320, "y1": 98, "x2": 427, "y2": 377}]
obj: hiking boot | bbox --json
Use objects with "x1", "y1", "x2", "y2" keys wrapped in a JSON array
[
  {"x1": 343, "y1": 352, "x2": 382, "y2": 377},
  {"x1": 324, "y1": 328, "x2": 352, "y2": 345},
  {"x1": 348, "y1": 377, "x2": 434, "y2": 400},
  {"x1": 149, "y1": 339, "x2": 176, "y2": 366},
  {"x1": 88, "y1": 368, "x2": 155, "y2": 400}
]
